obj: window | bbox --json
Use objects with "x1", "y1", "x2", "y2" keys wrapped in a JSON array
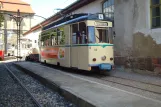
[
  {"x1": 103, "y1": 0, "x2": 114, "y2": 20},
  {"x1": 52, "y1": 29, "x2": 57, "y2": 45},
  {"x1": 88, "y1": 26, "x2": 96, "y2": 43},
  {"x1": 72, "y1": 24, "x2": 78, "y2": 44},
  {"x1": 96, "y1": 28, "x2": 109, "y2": 43},
  {"x1": 59, "y1": 27, "x2": 65, "y2": 45},
  {"x1": 151, "y1": 0, "x2": 161, "y2": 28},
  {"x1": 71, "y1": 22, "x2": 87, "y2": 44},
  {"x1": 79, "y1": 22, "x2": 87, "y2": 44}
]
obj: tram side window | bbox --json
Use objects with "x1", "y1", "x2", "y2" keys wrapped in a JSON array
[
  {"x1": 44, "y1": 35, "x2": 50, "y2": 46},
  {"x1": 53, "y1": 29, "x2": 58, "y2": 45},
  {"x1": 41, "y1": 41, "x2": 44, "y2": 46},
  {"x1": 51, "y1": 34, "x2": 56, "y2": 46},
  {"x1": 59, "y1": 27, "x2": 65, "y2": 45},
  {"x1": 79, "y1": 22, "x2": 87, "y2": 44},
  {"x1": 45, "y1": 37, "x2": 48, "y2": 46},
  {"x1": 57, "y1": 28, "x2": 61, "y2": 45},
  {"x1": 41, "y1": 35, "x2": 45, "y2": 46},
  {"x1": 72, "y1": 24, "x2": 78, "y2": 44},
  {"x1": 109, "y1": 28, "x2": 113, "y2": 44}
]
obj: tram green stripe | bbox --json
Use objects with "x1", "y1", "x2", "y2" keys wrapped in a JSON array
[
  {"x1": 42, "y1": 44, "x2": 113, "y2": 48},
  {"x1": 72, "y1": 44, "x2": 113, "y2": 47}
]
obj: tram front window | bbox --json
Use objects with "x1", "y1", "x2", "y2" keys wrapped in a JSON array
[
  {"x1": 88, "y1": 26, "x2": 96, "y2": 43},
  {"x1": 95, "y1": 28, "x2": 109, "y2": 43},
  {"x1": 88, "y1": 27, "x2": 110, "y2": 43}
]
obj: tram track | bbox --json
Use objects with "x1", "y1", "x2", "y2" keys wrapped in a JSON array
[
  {"x1": 94, "y1": 75, "x2": 161, "y2": 95},
  {"x1": 4, "y1": 62, "x2": 76, "y2": 107},
  {"x1": 111, "y1": 75, "x2": 161, "y2": 88},
  {"x1": 4, "y1": 63, "x2": 43, "y2": 107}
]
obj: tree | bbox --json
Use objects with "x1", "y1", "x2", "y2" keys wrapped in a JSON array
[{"x1": 0, "y1": 13, "x2": 4, "y2": 27}]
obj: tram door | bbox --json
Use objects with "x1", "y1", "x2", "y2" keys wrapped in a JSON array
[{"x1": 70, "y1": 24, "x2": 78, "y2": 68}]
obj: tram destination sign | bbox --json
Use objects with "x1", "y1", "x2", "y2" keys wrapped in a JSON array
[{"x1": 95, "y1": 22, "x2": 108, "y2": 26}]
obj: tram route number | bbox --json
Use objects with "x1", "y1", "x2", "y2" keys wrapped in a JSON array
[{"x1": 98, "y1": 14, "x2": 104, "y2": 20}]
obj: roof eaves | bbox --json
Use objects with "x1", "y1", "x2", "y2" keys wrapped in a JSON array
[{"x1": 23, "y1": 0, "x2": 95, "y2": 36}]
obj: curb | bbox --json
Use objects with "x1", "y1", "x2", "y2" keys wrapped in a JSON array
[{"x1": 14, "y1": 63, "x2": 95, "y2": 107}]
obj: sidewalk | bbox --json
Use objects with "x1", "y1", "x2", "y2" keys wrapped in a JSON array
[{"x1": 14, "y1": 62, "x2": 161, "y2": 107}]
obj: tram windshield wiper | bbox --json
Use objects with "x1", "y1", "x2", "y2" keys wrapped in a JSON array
[{"x1": 96, "y1": 36, "x2": 102, "y2": 43}]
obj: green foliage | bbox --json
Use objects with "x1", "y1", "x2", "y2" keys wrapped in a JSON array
[
  {"x1": 41, "y1": 27, "x2": 65, "y2": 45},
  {"x1": 0, "y1": 13, "x2": 4, "y2": 27}
]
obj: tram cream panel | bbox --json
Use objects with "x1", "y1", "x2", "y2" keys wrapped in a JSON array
[
  {"x1": 71, "y1": 46, "x2": 89, "y2": 70},
  {"x1": 88, "y1": 46, "x2": 114, "y2": 65},
  {"x1": 71, "y1": 47, "x2": 78, "y2": 68},
  {"x1": 77, "y1": 46, "x2": 89, "y2": 70}
]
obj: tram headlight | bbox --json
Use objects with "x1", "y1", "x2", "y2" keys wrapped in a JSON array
[
  {"x1": 110, "y1": 58, "x2": 114, "y2": 61},
  {"x1": 93, "y1": 58, "x2": 96, "y2": 62},
  {"x1": 101, "y1": 56, "x2": 106, "y2": 61}
]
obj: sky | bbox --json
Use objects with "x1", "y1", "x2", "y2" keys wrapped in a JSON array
[{"x1": 22, "y1": 0, "x2": 77, "y2": 25}]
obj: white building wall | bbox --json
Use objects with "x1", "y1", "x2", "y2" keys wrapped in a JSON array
[
  {"x1": 25, "y1": 28, "x2": 41, "y2": 54},
  {"x1": 72, "y1": 0, "x2": 104, "y2": 14}
]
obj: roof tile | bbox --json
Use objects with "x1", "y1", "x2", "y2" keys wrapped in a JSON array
[{"x1": 0, "y1": 0, "x2": 34, "y2": 14}]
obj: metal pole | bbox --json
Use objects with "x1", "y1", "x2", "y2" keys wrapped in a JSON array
[
  {"x1": 16, "y1": 10, "x2": 18, "y2": 61},
  {"x1": 18, "y1": 9, "x2": 20, "y2": 60},
  {"x1": 16, "y1": 9, "x2": 21, "y2": 61}
]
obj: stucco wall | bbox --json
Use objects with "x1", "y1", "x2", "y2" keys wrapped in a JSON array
[
  {"x1": 72, "y1": 0, "x2": 104, "y2": 14},
  {"x1": 25, "y1": 28, "x2": 41, "y2": 53},
  {"x1": 114, "y1": 0, "x2": 161, "y2": 73}
]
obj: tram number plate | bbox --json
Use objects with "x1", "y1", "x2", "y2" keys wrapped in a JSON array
[{"x1": 99, "y1": 64, "x2": 111, "y2": 70}]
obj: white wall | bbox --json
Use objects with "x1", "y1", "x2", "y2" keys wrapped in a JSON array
[
  {"x1": 25, "y1": 28, "x2": 41, "y2": 53},
  {"x1": 72, "y1": 0, "x2": 104, "y2": 14}
]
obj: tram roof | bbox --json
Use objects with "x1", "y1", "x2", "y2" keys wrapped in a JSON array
[{"x1": 42, "y1": 13, "x2": 113, "y2": 31}]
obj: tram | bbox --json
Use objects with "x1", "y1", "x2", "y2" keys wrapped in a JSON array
[{"x1": 39, "y1": 13, "x2": 114, "y2": 72}]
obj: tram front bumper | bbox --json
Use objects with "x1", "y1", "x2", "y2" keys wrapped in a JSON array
[
  {"x1": 99, "y1": 63, "x2": 112, "y2": 71},
  {"x1": 89, "y1": 63, "x2": 113, "y2": 71}
]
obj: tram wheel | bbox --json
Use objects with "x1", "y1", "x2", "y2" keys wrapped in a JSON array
[{"x1": 57, "y1": 62, "x2": 60, "y2": 66}]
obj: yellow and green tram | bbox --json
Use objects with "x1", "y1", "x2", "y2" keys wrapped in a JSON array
[{"x1": 40, "y1": 13, "x2": 114, "y2": 72}]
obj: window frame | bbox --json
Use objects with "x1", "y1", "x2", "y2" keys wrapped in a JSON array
[
  {"x1": 150, "y1": 0, "x2": 161, "y2": 28},
  {"x1": 102, "y1": 0, "x2": 114, "y2": 20}
]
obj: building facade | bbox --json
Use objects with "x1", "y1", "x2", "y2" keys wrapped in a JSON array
[
  {"x1": 114, "y1": 0, "x2": 161, "y2": 73},
  {"x1": 0, "y1": 0, "x2": 34, "y2": 56}
]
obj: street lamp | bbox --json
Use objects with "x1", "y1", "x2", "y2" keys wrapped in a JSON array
[
  {"x1": 0, "y1": 1, "x2": 46, "y2": 61},
  {"x1": 8, "y1": 9, "x2": 23, "y2": 61},
  {"x1": 0, "y1": 3, "x2": 22, "y2": 61},
  {"x1": 6, "y1": 10, "x2": 47, "y2": 61}
]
